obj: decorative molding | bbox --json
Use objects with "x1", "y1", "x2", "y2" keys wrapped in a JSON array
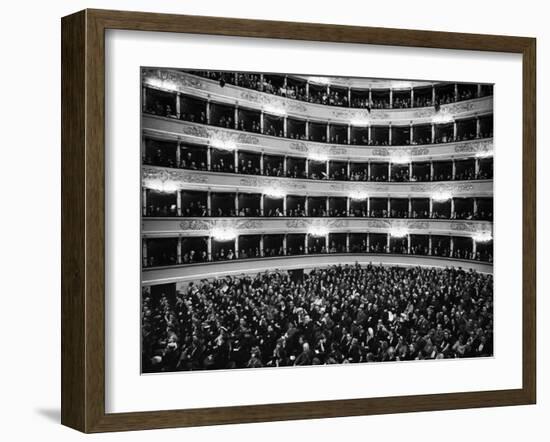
[
  {"x1": 144, "y1": 217, "x2": 493, "y2": 239},
  {"x1": 286, "y1": 219, "x2": 308, "y2": 229},
  {"x1": 141, "y1": 164, "x2": 492, "y2": 201},
  {"x1": 412, "y1": 108, "x2": 435, "y2": 118},
  {"x1": 447, "y1": 100, "x2": 477, "y2": 114},
  {"x1": 327, "y1": 219, "x2": 350, "y2": 228},
  {"x1": 407, "y1": 221, "x2": 430, "y2": 230},
  {"x1": 234, "y1": 220, "x2": 264, "y2": 230},
  {"x1": 304, "y1": 219, "x2": 351, "y2": 229},
  {"x1": 238, "y1": 91, "x2": 309, "y2": 113},
  {"x1": 450, "y1": 222, "x2": 477, "y2": 232},
  {"x1": 454, "y1": 139, "x2": 493, "y2": 154},
  {"x1": 328, "y1": 146, "x2": 348, "y2": 155},
  {"x1": 179, "y1": 220, "x2": 211, "y2": 230},
  {"x1": 413, "y1": 182, "x2": 475, "y2": 193},
  {"x1": 180, "y1": 125, "x2": 209, "y2": 138},
  {"x1": 142, "y1": 167, "x2": 209, "y2": 189},
  {"x1": 206, "y1": 127, "x2": 260, "y2": 145},
  {"x1": 329, "y1": 183, "x2": 370, "y2": 193},
  {"x1": 289, "y1": 141, "x2": 308, "y2": 153},
  {"x1": 366, "y1": 220, "x2": 392, "y2": 228},
  {"x1": 286, "y1": 101, "x2": 309, "y2": 113},
  {"x1": 176, "y1": 219, "x2": 266, "y2": 231},
  {"x1": 238, "y1": 176, "x2": 307, "y2": 190},
  {"x1": 141, "y1": 166, "x2": 492, "y2": 197},
  {"x1": 210, "y1": 219, "x2": 234, "y2": 230},
  {"x1": 143, "y1": 68, "x2": 205, "y2": 90},
  {"x1": 450, "y1": 222, "x2": 492, "y2": 234},
  {"x1": 142, "y1": 70, "x2": 493, "y2": 125},
  {"x1": 236, "y1": 133, "x2": 260, "y2": 145},
  {"x1": 143, "y1": 116, "x2": 494, "y2": 162},
  {"x1": 410, "y1": 147, "x2": 430, "y2": 156},
  {"x1": 239, "y1": 90, "x2": 273, "y2": 105},
  {"x1": 372, "y1": 148, "x2": 390, "y2": 157}
]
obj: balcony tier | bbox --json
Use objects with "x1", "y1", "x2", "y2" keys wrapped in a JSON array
[
  {"x1": 142, "y1": 217, "x2": 492, "y2": 238},
  {"x1": 143, "y1": 116, "x2": 493, "y2": 161},
  {"x1": 142, "y1": 69, "x2": 493, "y2": 125},
  {"x1": 142, "y1": 166, "x2": 493, "y2": 198}
]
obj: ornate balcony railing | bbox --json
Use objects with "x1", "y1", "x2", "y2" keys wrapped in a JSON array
[
  {"x1": 142, "y1": 166, "x2": 493, "y2": 198},
  {"x1": 142, "y1": 69, "x2": 493, "y2": 125},
  {"x1": 143, "y1": 217, "x2": 492, "y2": 238},
  {"x1": 143, "y1": 115, "x2": 494, "y2": 162}
]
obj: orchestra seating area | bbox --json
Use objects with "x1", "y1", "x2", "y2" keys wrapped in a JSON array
[{"x1": 142, "y1": 263, "x2": 494, "y2": 372}]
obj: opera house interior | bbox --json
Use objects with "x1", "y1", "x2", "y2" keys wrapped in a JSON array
[{"x1": 140, "y1": 68, "x2": 494, "y2": 373}]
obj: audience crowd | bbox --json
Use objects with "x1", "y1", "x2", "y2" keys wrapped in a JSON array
[
  {"x1": 142, "y1": 264, "x2": 493, "y2": 372},
  {"x1": 145, "y1": 96, "x2": 493, "y2": 147},
  {"x1": 144, "y1": 198, "x2": 493, "y2": 222},
  {"x1": 144, "y1": 236, "x2": 493, "y2": 268},
  {"x1": 187, "y1": 70, "x2": 490, "y2": 110},
  {"x1": 144, "y1": 145, "x2": 493, "y2": 183}
]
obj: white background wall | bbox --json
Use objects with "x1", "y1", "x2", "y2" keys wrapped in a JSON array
[{"x1": 0, "y1": 0, "x2": 546, "y2": 440}]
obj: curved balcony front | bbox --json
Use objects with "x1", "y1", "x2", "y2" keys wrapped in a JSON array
[
  {"x1": 143, "y1": 217, "x2": 492, "y2": 239},
  {"x1": 142, "y1": 166, "x2": 493, "y2": 198},
  {"x1": 142, "y1": 254, "x2": 493, "y2": 286},
  {"x1": 142, "y1": 69, "x2": 493, "y2": 125},
  {"x1": 143, "y1": 116, "x2": 494, "y2": 162}
]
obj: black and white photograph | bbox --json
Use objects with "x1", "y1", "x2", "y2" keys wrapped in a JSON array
[
  {"x1": 1, "y1": 0, "x2": 544, "y2": 437},
  {"x1": 140, "y1": 68, "x2": 494, "y2": 374}
]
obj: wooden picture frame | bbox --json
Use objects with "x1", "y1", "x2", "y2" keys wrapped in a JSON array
[{"x1": 61, "y1": 8, "x2": 536, "y2": 433}]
